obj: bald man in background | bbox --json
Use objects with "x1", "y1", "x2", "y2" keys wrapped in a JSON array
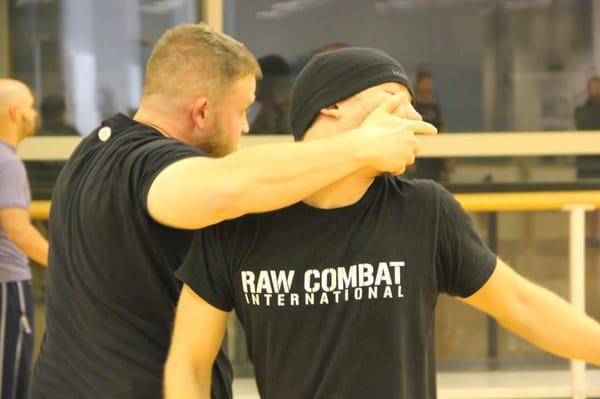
[{"x1": 0, "y1": 79, "x2": 48, "y2": 399}]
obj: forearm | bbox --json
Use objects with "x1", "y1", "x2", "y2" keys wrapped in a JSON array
[
  {"x1": 164, "y1": 357, "x2": 210, "y2": 399},
  {"x1": 8, "y1": 223, "x2": 48, "y2": 267},
  {"x1": 151, "y1": 131, "x2": 374, "y2": 229},
  {"x1": 499, "y1": 283, "x2": 600, "y2": 365},
  {"x1": 149, "y1": 111, "x2": 432, "y2": 229},
  {"x1": 214, "y1": 132, "x2": 371, "y2": 216}
]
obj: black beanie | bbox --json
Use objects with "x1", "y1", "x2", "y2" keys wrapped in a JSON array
[{"x1": 290, "y1": 47, "x2": 413, "y2": 140}]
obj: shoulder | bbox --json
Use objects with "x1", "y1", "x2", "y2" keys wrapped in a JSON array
[
  {"x1": 190, "y1": 213, "x2": 259, "y2": 262},
  {"x1": 0, "y1": 154, "x2": 26, "y2": 177},
  {"x1": 85, "y1": 114, "x2": 202, "y2": 157},
  {"x1": 382, "y1": 175, "x2": 453, "y2": 211},
  {"x1": 100, "y1": 124, "x2": 203, "y2": 167},
  {"x1": 382, "y1": 175, "x2": 439, "y2": 197}
]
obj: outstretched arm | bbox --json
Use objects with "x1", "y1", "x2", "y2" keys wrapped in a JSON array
[
  {"x1": 148, "y1": 93, "x2": 436, "y2": 229},
  {"x1": 462, "y1": 258, "x2": 600, "y2": 365}
]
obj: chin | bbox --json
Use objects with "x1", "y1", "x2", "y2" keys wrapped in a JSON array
[
  {"x1": 198, "y1": 142, "x2": 235, "y2": 158},
  {"x1": 219, "y1": 144, "x2": 238, "y2": 157},
  {"x1": 218, "y1": 139, "x2": 240, "y2": 157}
]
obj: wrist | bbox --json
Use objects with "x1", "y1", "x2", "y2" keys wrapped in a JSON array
[{"x1": 340, "y1": 128, "x2": 373, "y2": 168}]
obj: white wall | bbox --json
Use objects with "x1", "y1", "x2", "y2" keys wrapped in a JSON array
[{"x1": 60, "y1": 0, "x2": 196, "y2": 135}]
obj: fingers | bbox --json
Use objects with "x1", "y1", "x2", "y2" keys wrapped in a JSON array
[
  {"x1": 404, "y1": 103, "x2": 423, "y2": 121},
  {"x1": 412, "y1": 139, "x2": 422, "y2": 155},
  {"x1": 394, "y1": 102, "x2": 423, "y2": 121},
  {"x1": 389, "y1": 151, "x2": 417, "y2": 176},
  {"x1": 401, "y1": 120, "x2": 437, "y2": 136},
  {"x1": 406, "y1": 150, "x2": 416, "y2": 166},
  {"x1": 371, "y1": 92, "x2": 403, "y2": 115}
]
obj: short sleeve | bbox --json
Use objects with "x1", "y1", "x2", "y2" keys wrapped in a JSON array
[
  {"x1": 0, "y1": 159, "x2": 29, "y2": 210},
  {"x1": 175, "y1": 224, "x2": 235, "y2": 311},
  {"x1": 130, "y1": 139, "x2": 201, "y2": 213},
  {"x1": 434, "y1": 184, "x2": 497, "y2": 297}
]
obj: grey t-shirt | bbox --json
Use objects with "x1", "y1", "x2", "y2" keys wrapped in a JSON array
[{"x1": 0, "y1": 140, "x2": 31, "y2": 282}]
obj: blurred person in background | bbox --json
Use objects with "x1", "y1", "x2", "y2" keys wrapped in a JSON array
[
  {"x1": 412, "y1": 68, "x2": 455, "y2": 182},
  {"x1": 291, "y1": 42, "x2": 350, "y2": 76},
  {"x1": 574, "y1": 75, "x2": 600, "y2": 246},
  {"x1": 574, "y1": 76, "x2": 600, "y2": 132},
  {"x1": 249, "y1": 55, "x2": 292, "y2": 134},
  {"x1": 0, "y1": 79, "x2": 48, "y2": 399},
  {"x1": 39, "y1": 95, "x2": 79, "y2": 136}
]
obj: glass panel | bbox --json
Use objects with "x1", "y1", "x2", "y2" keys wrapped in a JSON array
[
  {"x1": 226, "y1": 0, "x2": 600, "y2": 183},
  {"x1": 9, "y1": 0, "x2": 197, "y2": 136}
]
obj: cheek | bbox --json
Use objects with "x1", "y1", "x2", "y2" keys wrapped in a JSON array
[
  {"x1": 21, "y1": 111, "x2": 33, "y2": 127},
  {"x1": 227, "y1": 114, "x2": 245, "y2": 132}
]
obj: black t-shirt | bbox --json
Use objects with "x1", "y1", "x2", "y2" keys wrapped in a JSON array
[
  {"x1": 574, "y1": 101, "x2": 600, "y2": 178},
  {"x1": 30, "y1": 114, "x2": 232, "y2": 399},
  {"x1": 177, "y1": 176, "x2": 496, "y2": 399}
]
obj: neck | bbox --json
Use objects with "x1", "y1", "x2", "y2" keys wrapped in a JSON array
[
  {"x1": 303, "y1": 171, "x2": 375, "y2": 209},
  {"x1": 134, "y1": 99, "x2": 186, "y2": 141},
  {"x1": 0, "y1": 128, "x2": 20, "y2": 148},
  {"x1": 302, "y1": 120, "x2": 378, "y2": 209}
]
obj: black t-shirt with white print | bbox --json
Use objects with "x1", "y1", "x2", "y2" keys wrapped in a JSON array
[
  {"x1": 176, "y1": 175, "x2": 496, "y2": 399},
  {"x1": 30, "y1": 114, "x2": 232, "y2": 399}
]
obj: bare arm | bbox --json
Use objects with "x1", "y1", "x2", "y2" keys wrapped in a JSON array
[
  {"x1": 0, "y1": 207, "x2": 48, "y2": 267},
  {"x1": 164, "y1": 285, "x2": 229, "y2": 399},
  {"x1": 148, "y1": 94, "x2": 437, "y2": 229},
  {"x1": 461, "y1": 259, "x2": 600, "y2": 365}
]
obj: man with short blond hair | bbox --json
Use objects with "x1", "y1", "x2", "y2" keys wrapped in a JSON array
[
  {"x1": 143, "y1": 23, "x2": 261, "y2": 99},
  {"x1": 0, "y1": 79, "x2": 48, "y2": 399},
  {"x1": 30, "y1": 24, "x2": 435, "y2": 399}
]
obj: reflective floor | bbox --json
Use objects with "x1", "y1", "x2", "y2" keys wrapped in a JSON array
[{"x1": 233, "y1": 370, "x2": 600, "y2": 399}]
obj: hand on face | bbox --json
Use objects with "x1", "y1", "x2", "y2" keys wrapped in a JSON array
[
  {"x1": 357, "y1": 91, "x2": 437, "y2": 176},
  {"x1": 391, "y1": 91, "x2": 422, "y2": 121},
  {"x1": 360, "y1": 91, "x2": 434, "y2": 133}
]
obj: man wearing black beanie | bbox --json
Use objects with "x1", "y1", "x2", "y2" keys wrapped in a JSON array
[{"x1": 166, "y1": 47, "x2": 600, "y2": 399}]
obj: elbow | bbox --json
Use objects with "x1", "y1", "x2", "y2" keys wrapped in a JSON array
[
  {"x1": 164, "y1": 352, "x2": 190, "y2": 390},
  {"x1": 495, "y1": 282, "x2": 545, "y2": 342},
  {"x1": 164, "y1": 350, "x2": 212, "y2": 399}
]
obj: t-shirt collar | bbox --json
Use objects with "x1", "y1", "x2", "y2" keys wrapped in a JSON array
[{"x1": 292, "y1": 176, "x2": 383, "y2": 218}]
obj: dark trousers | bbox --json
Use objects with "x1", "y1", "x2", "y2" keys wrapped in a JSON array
[{"x1": 0, "y1": 281, "x2": 34, "y2": 399}]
